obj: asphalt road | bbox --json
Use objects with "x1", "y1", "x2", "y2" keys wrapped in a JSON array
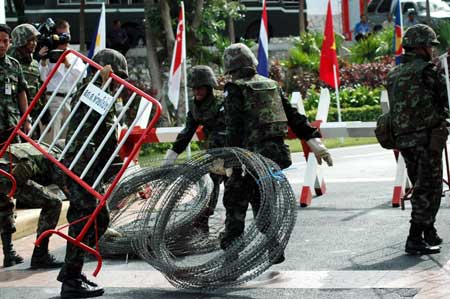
[{"x1": 2, "y1": 144, "x2": 450, "y2": 299}]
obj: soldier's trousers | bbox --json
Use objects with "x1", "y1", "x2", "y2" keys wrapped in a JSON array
[
  {"x1": 194, "y1": 174, "x2": 225, "y2": 224},
  {"x1": 57, "y1": 180, "x2": 110, "y2": 282},
  {"x1": 15, "y1": 181, "x2": 62, "y2": 237},
  {"x1": 13, "y1": 159, "x2": 63, "y2": 237},
  {"x1": 401, "y1": 145, "x2": 443, "y2": 227},
  {"x1": 0, "y1": 164, "x2": 15, "y2": 234},
  {"x1": 221, "y1": 173, "x2": 264, "y2": 249}
]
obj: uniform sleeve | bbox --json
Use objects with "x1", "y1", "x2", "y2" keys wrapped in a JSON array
[
  {"x1": 16, "y1": 63, "x2": 27, "y2": 93},
  {"x1": 281, "y1": 90, "x2": 321, "y2": 140},
  {"x1": 224, "y1": 83, "x2": 244, "y2": 147},
  {"x1": 424, "y1": 65, "x2": 449, "y2": 112},
  {"x1": 171, "y1": 111, "x2": 199, "y2": 154}
]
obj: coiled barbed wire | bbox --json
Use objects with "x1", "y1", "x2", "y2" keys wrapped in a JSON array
[
  {"x1": 100, "y1": 147, "x2": 296, "y2": 289},
  {"x1": 100, "y1": 164, "x2": 219, "y2": 257}
]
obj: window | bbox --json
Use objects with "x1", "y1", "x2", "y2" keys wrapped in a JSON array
[
  {"x1": 58, "y1": 0, "x2": 106, "y2": 4},
  {"x1": 26, "y1": 0, "x2": 46, "y2": 5}
]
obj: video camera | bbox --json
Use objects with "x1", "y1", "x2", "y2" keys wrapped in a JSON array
[{"x1": 35, "y1": 18, "x2": 71, "y2": 63}]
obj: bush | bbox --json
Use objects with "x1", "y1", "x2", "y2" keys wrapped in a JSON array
[
  {"x1": 281, "y1": 32, "x2": 323, "y2": 72},
  {"x1": 285, "y1": 58, "x2": 393, "y2": 95},
  {"x1": 347, "y1": 28, "x2": 394, "y2": 64},
  {"x1": 306, "y1": 105, "x2": 382, "y2": 122},
  {"x1": 339, "y1": 58, "x2": 393, "y2": 88},
  {"x1": 303, "y1": 86, "x2": 384, "y2": 111},
  {"x1": 140, "y1": 141, "x2": 203, "y2": 156}
]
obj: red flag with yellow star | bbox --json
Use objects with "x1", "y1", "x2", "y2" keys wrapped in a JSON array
[{"x1": 319, "y1": 0, "x2": 340, "y2": 88}]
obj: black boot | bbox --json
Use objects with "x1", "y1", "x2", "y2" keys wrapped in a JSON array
[
  {"x1": 1, "y1": 233, "x2": 23, "y2": 267},
  {"x1": 424, "y1": 226, "x2": 443, "y2": 246},
  {"x1": 405, "y1": 223, "x2": 440, "y2": 255},
  {"x1": 30, "y1": 237, "x2": 64, "y2": 269},
  {"x1": 270, "y1": 252, "x2": 286, "y2": 265},
  {"x1": 60, "y1": 278, "x2": 104, "y2": 299}
]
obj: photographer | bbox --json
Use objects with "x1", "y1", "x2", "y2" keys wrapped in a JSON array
[{"x1": 38, "y1": 19, "x2": 85, "y2": 144}]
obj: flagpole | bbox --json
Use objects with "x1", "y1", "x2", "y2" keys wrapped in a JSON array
[
  {"x1": 399, "y1": 0, "x2": 404, "y2": 34},
  {"x1": 333, "y1": 64, "x2": 341, "y2": 122},
  {"x1": 333, "y1": 64, "x2": 343, "y2": 143},
  {"x1": 181, "y1": 1, "x2": 191, "y2": 159}
]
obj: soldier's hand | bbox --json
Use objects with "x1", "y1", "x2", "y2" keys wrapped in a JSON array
[
  {"x1": 209, "y1": 158, "x2": 233, "y2": 177},
  {"x1": 100, "y1": 64, "x2": 113, "y2": 85},
  {"x1": 162, "y1": 149, "x2": 178, "y2": 166},
  {"x1": 23, "y1": 121, "x2": 32, "y2": 134},
  {"x1": 306, "y1": 138, "x2": 333, "y2": 167}
]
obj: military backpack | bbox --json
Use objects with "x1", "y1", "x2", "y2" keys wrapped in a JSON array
[{"x1": 375, "y1": 112, "x2": 395, "y2": 149}]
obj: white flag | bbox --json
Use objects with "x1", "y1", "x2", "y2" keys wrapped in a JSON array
[{"x1": 167, "y1": 4, "x2": 185, "y2": 108}]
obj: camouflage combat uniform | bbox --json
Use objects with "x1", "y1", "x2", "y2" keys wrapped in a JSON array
[
  {"x1": 171, "y1": 66, "x2": 226, "y2": 229},
  {"x1": 57, "y1": 49, "x2": 128, "y2": 283},
  {"x1": 386, "y1": 25, "x2": 448, "y2": 253},
  {"x1": 0, "y1": 54, "x2": 27, "y2": 144},
  {"x1": 0, "y1": 53, "x2": 27, "y2": 233},
  {"x1": 221, "y1": 43, "x2": 320, "y2": 250},
  {"x1": 0, "y1": 143, "x2": 63, "y2": 236},
  {"x1": 9, "y1": 24, "x2": 43, "y2": 122}
]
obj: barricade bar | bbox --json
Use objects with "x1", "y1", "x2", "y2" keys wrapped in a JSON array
[{"x1": 82, "y1": 92, "x2": 138, "y2": 180}]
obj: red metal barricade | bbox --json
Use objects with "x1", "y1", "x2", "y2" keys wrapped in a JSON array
[{"x1": 0, "y1": 49, "x2": 162, "y2": 276}]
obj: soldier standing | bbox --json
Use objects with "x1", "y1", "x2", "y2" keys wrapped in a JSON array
[
  {"x1": 163, "y1": 65, "x2": 226, "y2": 234},
  {"x1": 0, "y1": 23, "x2": 31, "y2": 268},
  {"x1": 221, "y1": 43, "x2": 332, "y2": 264},
  {"x1": 0, "y1": 143, "x2": 64, "y2": 268},
  {"x1": 386, "y1": 24, "x2": 448, "y2": 255},
  {"x1": 9, "y1": 24, "x2": 48, "y2": 138},
  {"x1": 56, "y1": 49, "x2": 128, "y2": 299}
]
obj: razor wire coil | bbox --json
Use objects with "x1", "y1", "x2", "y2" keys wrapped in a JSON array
[{"x1": 100, "y1": 147, "x2": 297, "y2": 289}]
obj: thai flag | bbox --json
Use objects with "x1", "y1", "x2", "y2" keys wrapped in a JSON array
[
  {"x1": 393, "y1": 0, "x2": 403, "y2": 65},
  {"x1": 88, "y1": 3, "x2": 106, "y2": 58},
  {"x1": 168, "y1": 3, "x2": 185, "y2": 108},
  {"x1": 257, "y1": 0, "x2": 269, "y2": 77}
]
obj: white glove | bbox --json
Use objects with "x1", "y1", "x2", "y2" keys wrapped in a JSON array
[
  {"x1": 306, "y1": 138, "x2": 333, "y2": 166},
  {"x1": 162, "y1": 149, "x2": 178, "y2": 166},
  {"x1": 208, "y1": 158, "x2": 233, "y2": 177}
]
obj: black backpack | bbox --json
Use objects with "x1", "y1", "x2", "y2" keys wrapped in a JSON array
[{"x1": 375, "y1": 112, "x2": 395, "y2": 149}]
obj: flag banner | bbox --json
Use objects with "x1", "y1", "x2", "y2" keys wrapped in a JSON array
[
  {"x1": 394, "y1": 0, "x2": 403, "y2": 65},
  {"x1": 168, "y1": 5, "x2": 185, "y2": 108},
  {"x1": 257, "y1": 0, "x2": 269, "y2": 77},
  {"x1": 88, "y1": 3, "x2": 106, "y2": 58},
  {"x1": 319, "y1": 0, "x2": 340, "y2": 88}
]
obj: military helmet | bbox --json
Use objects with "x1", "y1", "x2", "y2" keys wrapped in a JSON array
[
  {"x1": 11, "y1": 24, "x2": 40, "y2": 47},
  {"x1": 92, "y1": 48, "x2": 128, "y2": 78},
  {"x1": 188, "y1": 65, "x2": 218, "y2": 88},
  {"x1": 402, "y1": 24, "x2": 439, "y2": 49},
  {"x1": 223, "y1": 43, "x2": 258, "y2": 74}
]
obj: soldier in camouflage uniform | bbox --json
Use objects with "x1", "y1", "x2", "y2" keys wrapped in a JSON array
[
  {"x1": 163, "y1": 65, "x2": 226, "y2": 234},
  {"x1": 221, "y1": 43, "x2": 333, "y2": 264},
  {"x1": 0, "y1": 24, "x2": 31, "y2": 268},
  {"x1": 0, "y1": 143, "x2": 64, "y2": 268},
  {"x1": 9, "y1": 23, "x2": 47, "y2": 134},
  {"x1": 57, "y1": 48, "x2": 128, "y2": 299},
  {"x1": 386, "y1": 24, "x2": 448, "y2": 255}
]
